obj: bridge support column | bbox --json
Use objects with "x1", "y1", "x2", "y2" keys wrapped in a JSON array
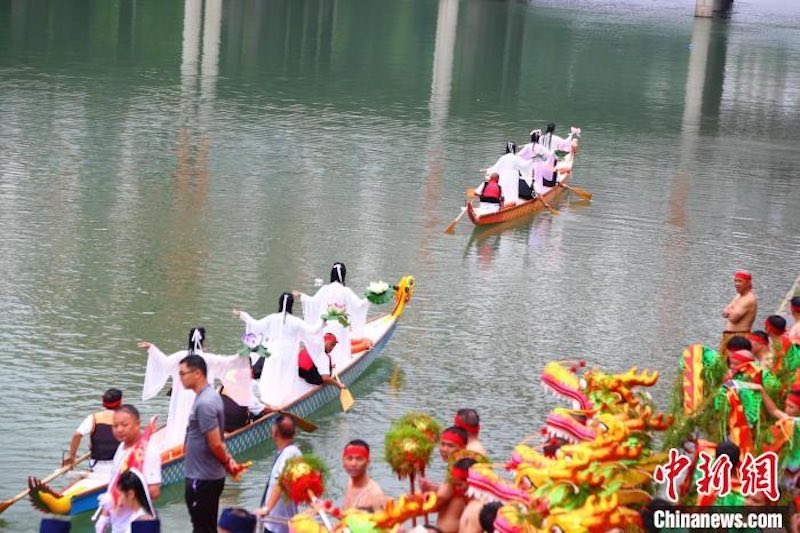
[{"x1": 695, "y1": 0, "x2": 733, "y2": 18}]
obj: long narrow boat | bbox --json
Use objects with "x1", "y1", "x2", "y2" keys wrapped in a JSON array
[
  {"x1": 466, "y1": 140, "x2": 578, "y2": 227},
  {"x1": 30, "y1": 276, "x2": 415, "y2": 516}
]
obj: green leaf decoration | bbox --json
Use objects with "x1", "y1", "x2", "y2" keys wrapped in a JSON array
[{"x1": 392, "y1": 412, "x2": 443, "y2": 444}]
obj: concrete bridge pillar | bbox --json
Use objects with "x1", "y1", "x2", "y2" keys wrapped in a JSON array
[{"x1": 695, "y1": 0, "x2": 733, "y2": 18}]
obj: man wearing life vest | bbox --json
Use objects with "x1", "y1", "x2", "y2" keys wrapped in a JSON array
[
  {"x1": 298, "y1": 332, "x2": 345, "y2": 389},
  {"x1": 474, "y1": 173, "x2": 503, "y2": 212},
  {"x1": 63, "y1": 388, "x2": 123, "y2": 476}
]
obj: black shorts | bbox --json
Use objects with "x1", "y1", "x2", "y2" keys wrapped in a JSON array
[{"x1": 299, "y1": 365, "x2": 324, "y2": 385}]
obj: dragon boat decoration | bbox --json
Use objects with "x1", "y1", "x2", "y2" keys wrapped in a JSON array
[{"x1": 24, "y1": 276, "x2": 416, "y2": 516}]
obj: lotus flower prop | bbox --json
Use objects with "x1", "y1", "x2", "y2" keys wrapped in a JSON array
[
  {"x1": 321, "y1": 303, "x2": 350, "y2": 327},
  {"x1": 279, "y1": 454, "x2": 328, "y2": 505},
  {"x1": 365, "y1": 281, "x2": 392, "y2": 305},
  {"x1": 237, "y1": 332, "x2": 270, "y2": 358}
]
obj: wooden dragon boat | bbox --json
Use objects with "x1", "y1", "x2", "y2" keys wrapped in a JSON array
[
  {"x1": 466, "y1": 140, "x2": 578, "y2": 227},
  {"x1": 29, "y1": 276, "x2": 415, "y2": 516}
]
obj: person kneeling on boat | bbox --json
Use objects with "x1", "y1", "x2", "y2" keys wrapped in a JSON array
[
  {"x1": 64, "y1": 388, "x2": 123, "y2": 477},
  {"x1": 473, "y1": 173, "x2": 503, "y2": 212},
  {"x1": 480, "y1": 142, "x2": 533, "y2": 207},
  {"x1": 298, "y1": 332, "x2": 346, "y2": 389}
]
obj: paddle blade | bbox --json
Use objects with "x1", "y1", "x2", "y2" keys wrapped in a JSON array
[
  {"x1": 545, "y1": 204, "x2": 560, "y2": 216},
  {"x1": 444, "y1": 207, "x2": 467, "y2": 234},
  {"x1": 569, "y1": 185, "x2": 592, "y2": 201},
  {"x1": 0, "y1": 500, "x2": 13, "y2": 514},
  {"x1": 278, "y1": 411, "x2": 318, "y2": 433},
  {"x1": 339, "y1": 388, "x2": 355, "y2": 412}
]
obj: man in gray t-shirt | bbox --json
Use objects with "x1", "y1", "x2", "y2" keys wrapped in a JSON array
[{"x1": 180, "y1": 352, "x2": 246, "y2": 533}]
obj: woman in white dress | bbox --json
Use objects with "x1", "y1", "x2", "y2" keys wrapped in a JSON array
[
  {"x1": 294, "y1": 263, "x2": 369, "y2": 372},
  {"x1": 139, "y1": 328, "x2": 251, "y2": 449},
  {"x1": 482, "y1": 142, "x2": 534, "y2": 205},
  {"x1": 234, "y1": 293, "x2": 325, "y2": 409}
]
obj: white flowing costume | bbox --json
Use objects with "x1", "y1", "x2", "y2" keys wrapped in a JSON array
[
  {"x1": 142, "y1": 346, "x2": 252, "y2": 449},
  {"x1": 238, "y1": 311, "x2": 324, "y2": 408},
  {"x1": 517, "y1": 142, "x2": 552, "y2": 196},
  {"x1": 300, "y1": 281, "x2": 369, "y2": 372},
  {"x1": 485, "y1": 153, "x2": 534, "y2": 205}
]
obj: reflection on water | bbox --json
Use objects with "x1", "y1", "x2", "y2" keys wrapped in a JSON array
[{"x1": 1, "y1": 0, "x2": 800, "y2": 530}]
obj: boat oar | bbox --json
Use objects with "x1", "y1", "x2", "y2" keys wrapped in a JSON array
[
  {"x1": 444, "y1": 207, "x2": 467, "y2": 234},
  {"x1": 537, "y1": 195, "x2": 560, "y2": 216},
  {"x1": 277, "y1": 411, "x2": 318, "y2": 433},
  {"x1": 334, "y1": 375, "x2": 355, "y2": 412},
  {"x1": 558, "y1": 182, "x2": 592, "y2": 201},
  {"x1": 444, "y1": 187, "x2": 479, "y2": 234},
  {"x1": 0, "y1": 451, "x2": 91, "y2": 514}
]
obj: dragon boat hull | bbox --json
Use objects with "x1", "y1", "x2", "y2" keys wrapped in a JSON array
[
  {"x1": 466, "y1": 141, "x2": 578, "y2": 227},
  {"x1": 35, "y1": 277, "x2": 415, "y2": 516}
]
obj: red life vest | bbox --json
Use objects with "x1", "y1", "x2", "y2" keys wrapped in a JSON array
[
  {"x1": 480, "y1": 179, "x2": 502, "y2": 203},
  {"x1": 298, "y1": 348, "x2": 315, "y2": 371}
]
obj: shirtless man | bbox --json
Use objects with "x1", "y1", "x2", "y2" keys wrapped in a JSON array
[
  {"x1": 342, "y1": 440, "x2": 386, "y2": 512},
  {"x1": 454, "y1": 409, "x2": 486, "y2": 454},
  {"x1": 418, "y1": 426, "x2": 468, "y2": 531},
  {"x1": 438, "y1": 426, "x2": 467, "y2": 462},
  {"x1": 720, "y1": 271, "x2": 758, "y2": 362},
  {"x1": 434, "y1": 458, "x2": 477, "y2": 533},
  {"x1": 459, "y1": 497, "x2": 487, "y2": 533},
  {"x1": 748, "y1": 331, "x2": 773, "y2": 369}
]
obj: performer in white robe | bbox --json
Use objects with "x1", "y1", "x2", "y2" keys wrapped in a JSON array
[
  {"x1": 295, "y1": 262, "x2": 369, "y2": 372},
  {"x1": 482, "y1": 142, "x2": 534, "y2": 205},
  {"x1": 139, "y1": 327, "x2": 252, "y2": 449},
  {"x1": 234, "y1": 292, "x2": 325, "y2": 409},
  {"x1": 518, "y1": 130, "x2": 552, "y2": 196},
  {"x1": 538, "y1": 123, "x2": 577, "y2": 189}
]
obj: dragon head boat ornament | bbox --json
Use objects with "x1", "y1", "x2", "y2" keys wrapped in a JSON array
[{"x1": 286, "y1": 359, "x2": 675, "y2": 532}]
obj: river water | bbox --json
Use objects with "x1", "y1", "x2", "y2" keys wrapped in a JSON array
[{"x1": 1, "y1": 0, "x2": 799, "y2": 530}]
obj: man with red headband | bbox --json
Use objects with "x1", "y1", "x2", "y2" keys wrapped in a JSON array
[
  {"x1": 454, "y1": 408, "x2": 486, "y2": 454},
  {"x1": 438, "y1": 426, "x2": 468, "y2": 462},
  {"x1": 748, "y1": 331, "x2": 774, "y2": 369},
  {"x1": 63, "y1": 388, "x2": 123, "y2": 475},
  {"x1": 341, "y1": 440, "x2": 386, "y2": 512},
  {"x1": 421, "y1": 457, "x2": 474, "y2": 533},
  {"x1": 298, "y1": 333, "x2": 345, "y2": 389},
  {"x1": 419, "y1": 426, "x2": 467, "y2": 515},
  {"x1": 720, "y1": 271, "x2": 758, "y2": 362},
  {"x1": 452, "y1": 458, "x2": 480, "y2": 533},
  {"x1": 765, "y1": 315, "x2": 791, "y2": 369}
]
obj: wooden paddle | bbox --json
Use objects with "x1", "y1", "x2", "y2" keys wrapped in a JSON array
[
  {"x1": 444, "y1": 207, "x2": 467, "y2": 234},
  {"x1": 0, "y1": 451, "x2": 91, "y2": 514},
  {"x1": 444, "y1": 187, "x2": 477, "y2": 234},
  {"x1": 334, "y1": 375, "x2": 355, "y2": 412},
  {"x1": 277, "y1": 411, "x2": 318, "y2": 433},
  {"x1": 537, "y1": 195, "x2": 560, "y2": 216},
  {"x1": 557, "y1": 182, "x2": 592, "y2": 201}
]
